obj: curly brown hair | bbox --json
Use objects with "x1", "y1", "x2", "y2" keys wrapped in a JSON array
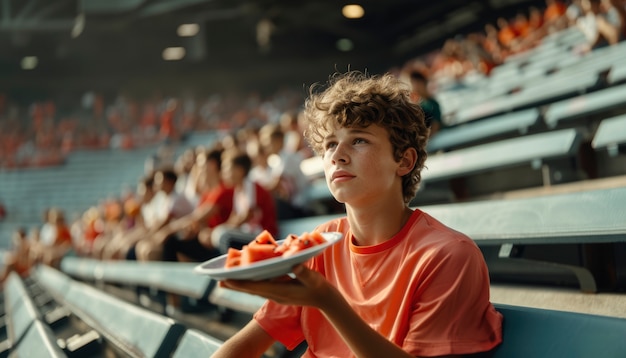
[{"x1": 303, "y1": 71, "x2": 429, "y2": 204}]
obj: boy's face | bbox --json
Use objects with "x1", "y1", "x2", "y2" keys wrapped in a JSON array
[{"x1": 322, "y1": 124, "x2": 404, "y2": 206}]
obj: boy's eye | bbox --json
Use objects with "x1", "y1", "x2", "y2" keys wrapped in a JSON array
[
  {"x1": 324, "y1": 141, "x2": 337, "y2": 150},
  {"x1": 353, "y1": 138, "x2": 367, "y2": 145}
]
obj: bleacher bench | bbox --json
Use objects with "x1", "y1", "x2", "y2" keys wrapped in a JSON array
[
  {"x1": 60, "y1": 257, "x2": 214, "y2": 300},
  {"x1": 608, "y1": 61, "x2": 626, "y2": 85},
  {"x1": 427, "y1": 108, "x2": 540, "y2": 152},
  {"x1": 592, "y1": 113, "x2": 626, "y2": 157},
  {"x1": 171, "y1": 328, "x2": 223, "y2": 358},
  {"x1": 33, "y1": 265, "x2": 186, "y2": 358},
  {"x1": 3, "y1": 272, "x2": 67, "y2": 357},
  {"x1": 494, "y1": 304, "x2": 626, "y2": 357},
  {"x1": 422, "y1": 127, "x2": 583, "y2": 186},
  {"x1": 22, "y1": 265, "x2": 626, "y2": 358},
  {"x1": 450, "y1": 68, "x2": 599, "y2": 124},
  {"x1": 11, "y1": 320, "x2": 67, "y2": 358},
  {"x1": 544, "y1": 83, "x2": 626, "y2": 129}
]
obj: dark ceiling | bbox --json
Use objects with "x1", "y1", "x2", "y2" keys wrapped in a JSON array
[{"x1": 0, "y1": 0, "x2": 547, "y2": 99}]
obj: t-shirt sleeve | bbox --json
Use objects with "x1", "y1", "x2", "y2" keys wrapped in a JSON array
[
  {"x1": 254, "y1": 300, "x2": 305, "y2": 350},
  {"x1": 403, "y1": 239, "x2": 502, "y2": 356}
]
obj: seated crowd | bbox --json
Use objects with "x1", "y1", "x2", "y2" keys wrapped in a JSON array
[
  {"x1": 3, "y1": 1, "x2": 625, "y2": 171},
  {"x1": 2, "y1": 0, "x2": 625, "y2": 281},
  {"x1": 1, "y1": 115, "x2": 317, "y2": 285}
]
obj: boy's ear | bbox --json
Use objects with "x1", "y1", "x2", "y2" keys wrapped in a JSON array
[{"x1": 397, "y1": 148, "x2": 417, "y2": 176}]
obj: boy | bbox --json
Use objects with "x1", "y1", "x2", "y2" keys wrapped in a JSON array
[{"x1": 214, "y1": 71, "x2": 503, "y2": 357}]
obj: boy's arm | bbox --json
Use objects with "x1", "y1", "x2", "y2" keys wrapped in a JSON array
[{"x1": 212, "y1": 319, "x2": 275, "y2": 358}]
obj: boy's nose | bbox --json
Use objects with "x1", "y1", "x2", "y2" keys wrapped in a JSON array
[{"x1": 330, "y1": 144, "x2": 349, "y2": 164}]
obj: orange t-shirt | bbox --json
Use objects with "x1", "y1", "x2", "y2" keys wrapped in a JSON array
[{"x1": 254, "y1": 210, "x2": 503, "y2": 357}]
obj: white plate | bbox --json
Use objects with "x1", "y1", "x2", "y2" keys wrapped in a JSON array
[{"x1": 194, "y1": 232, "x2": 343, "y2": 281}]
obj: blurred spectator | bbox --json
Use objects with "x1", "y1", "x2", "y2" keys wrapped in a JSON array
[
  {"x1": 543, "y1": 0, "x2": 570, "y2": 33},
  {"x1": 160, "y1": 98, "x2": 180, "y2": 143},
  {"x1": 207, "y1": 149, "x2": 278, "y2": 252},
  {"x1": 461, "y1": 32, "x2": 500, "y2": 75},
  {"x1": 249, "y1": 140, "x2": 274, "y2": 189},
  {"x1": 74, "y1": 207, "x2": 104, "y2": 257},
  {"x1": 32, "y1": 208, "x2": 74, "y2": 268},
  {"x1": 497, "y1": 17, "x2": 521, "y2": 53},
  {"x1": 0, "y1": 228, "x2": 34, "y2": 284},
  {"x1": 431, "y1": 39, "x2": 475, "y2": 84},
  {"x1": 151, "y1": 167, "x2": 195, "y2": 229},
  {"x1": 175, "y1": 147, "x2": 202, "y2": 206},
  {"x1": 98, "y1": 175, "x2": 158, "y2": 260},
  {"x1": 409, "y1": 71, "x2": 444, "y2": 138},
  {"x1": 576, "y1": 0, "x2": 625, "y2": 52},
  {"x1": 137, "y1": 147, "x2": 234, "y2": 262},
  {"x1": 483, "y1": 23, "x2": 508, "y2": 63},
  {"x1": 258, "y1": 123, "x2": 311, "y2": 219},
  {"x1": 279, "y1": 110, "x2": 306, "y2": 155},
  {"x1": 0, "y1": 198, "x2": 6, "y2": 221}
]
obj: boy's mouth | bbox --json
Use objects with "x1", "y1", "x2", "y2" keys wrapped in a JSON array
[{"x1": 331, "y1": 170, "x2": 355, "y2": 182}]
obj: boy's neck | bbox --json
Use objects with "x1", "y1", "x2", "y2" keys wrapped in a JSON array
[{"x1": 345, "y1": 203, "x2": 413, "y2": 246}]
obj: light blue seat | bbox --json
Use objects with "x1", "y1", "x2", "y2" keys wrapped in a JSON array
[
  {"x1": 452, "y1": 69, "x2": 599, "y2": 124},
  {"x1": 60, "y1": 258, "x2": 214, "y2": 300},
  {"x1": 427, "y1": 108, "x2": 540, "y2": 152},
  {"x1": 419, "y1": 186, "x2": 626, "y2": 246},
  {"x1": 34, "y1": 265, "x2": 185, "y2": 358},
  {"x1": 171, "y1": 329, "x2": 223, "y2": 358},
  {"x1": 592, "y1": 113, "x2": 626, "y2": 156},
  {"x1": 3, "y1": 272, "x2": 67, "y2": 356},
  {"x1": 422, "y1": 128, "x2": 582, "y2": 183},
  {"x1": 10, "y1": 320, "x2": 67, "y2": 357},
  {"x1": 608, "y1": 62, "x2": 626, "y2": 85},
  {"x1": 208, "y1": 286, "x2": 267, "y2": 315},
  {"x1": 544, "y1": 83, "x2": 626, "y2": 129},
  {"x1": 4, "y1": 272, "x2": 42, "y2": 345},
  {"x1": 493, "y1": 304, "x2": 626, "y2": 358}
]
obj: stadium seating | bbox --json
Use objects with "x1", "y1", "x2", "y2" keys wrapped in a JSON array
[
  {"x1": 59, "y1": 186, "x2": 626, "y2": 295},
  {"x1": 34, "y1": 265, "x2": 187, "y2": 357},
  {"x1": 592, "y1": 113, "x2": 626, "y2": 157},
  {"x1": 3, "y1": 272, "x2": 67, "y2": 357},
  {"x1": 493, "y1": 304, "x2": 626, "y2": 357},
  {"x1": 59, "y1": 258, "x2": 214, "y2": 301},
  {"x1": 544, "y1": 83, "x2": 626, "y2": 130},
  {"x1": 422, "y1": 128, "x2": 585, "y2": 196},
  {"x1": 171, "y1": 328, "x2": 223, "y2": 358},
  {"x1": 451, "y1": 69, "x2": 600, "y2": 124},
  {"x1": 10, "y1": 321, "x2": 67, "y2": 358},
  {"x1": 208, "y1": 285, "x2": 267, "y2": 316},
  {"x1": 608, "y1": 62, "x2": 626, "y2": 85},
  {"x1": 426, "y1": 108, "x2": 541, "y2": 152},
  {"x1": 40, "y1": 256, "x2": 626, "y2": 358}
]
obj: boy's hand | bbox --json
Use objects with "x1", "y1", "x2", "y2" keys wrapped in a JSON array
[{"x1": 221, "y1": 264, "x2": 334, "y2": 309}]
